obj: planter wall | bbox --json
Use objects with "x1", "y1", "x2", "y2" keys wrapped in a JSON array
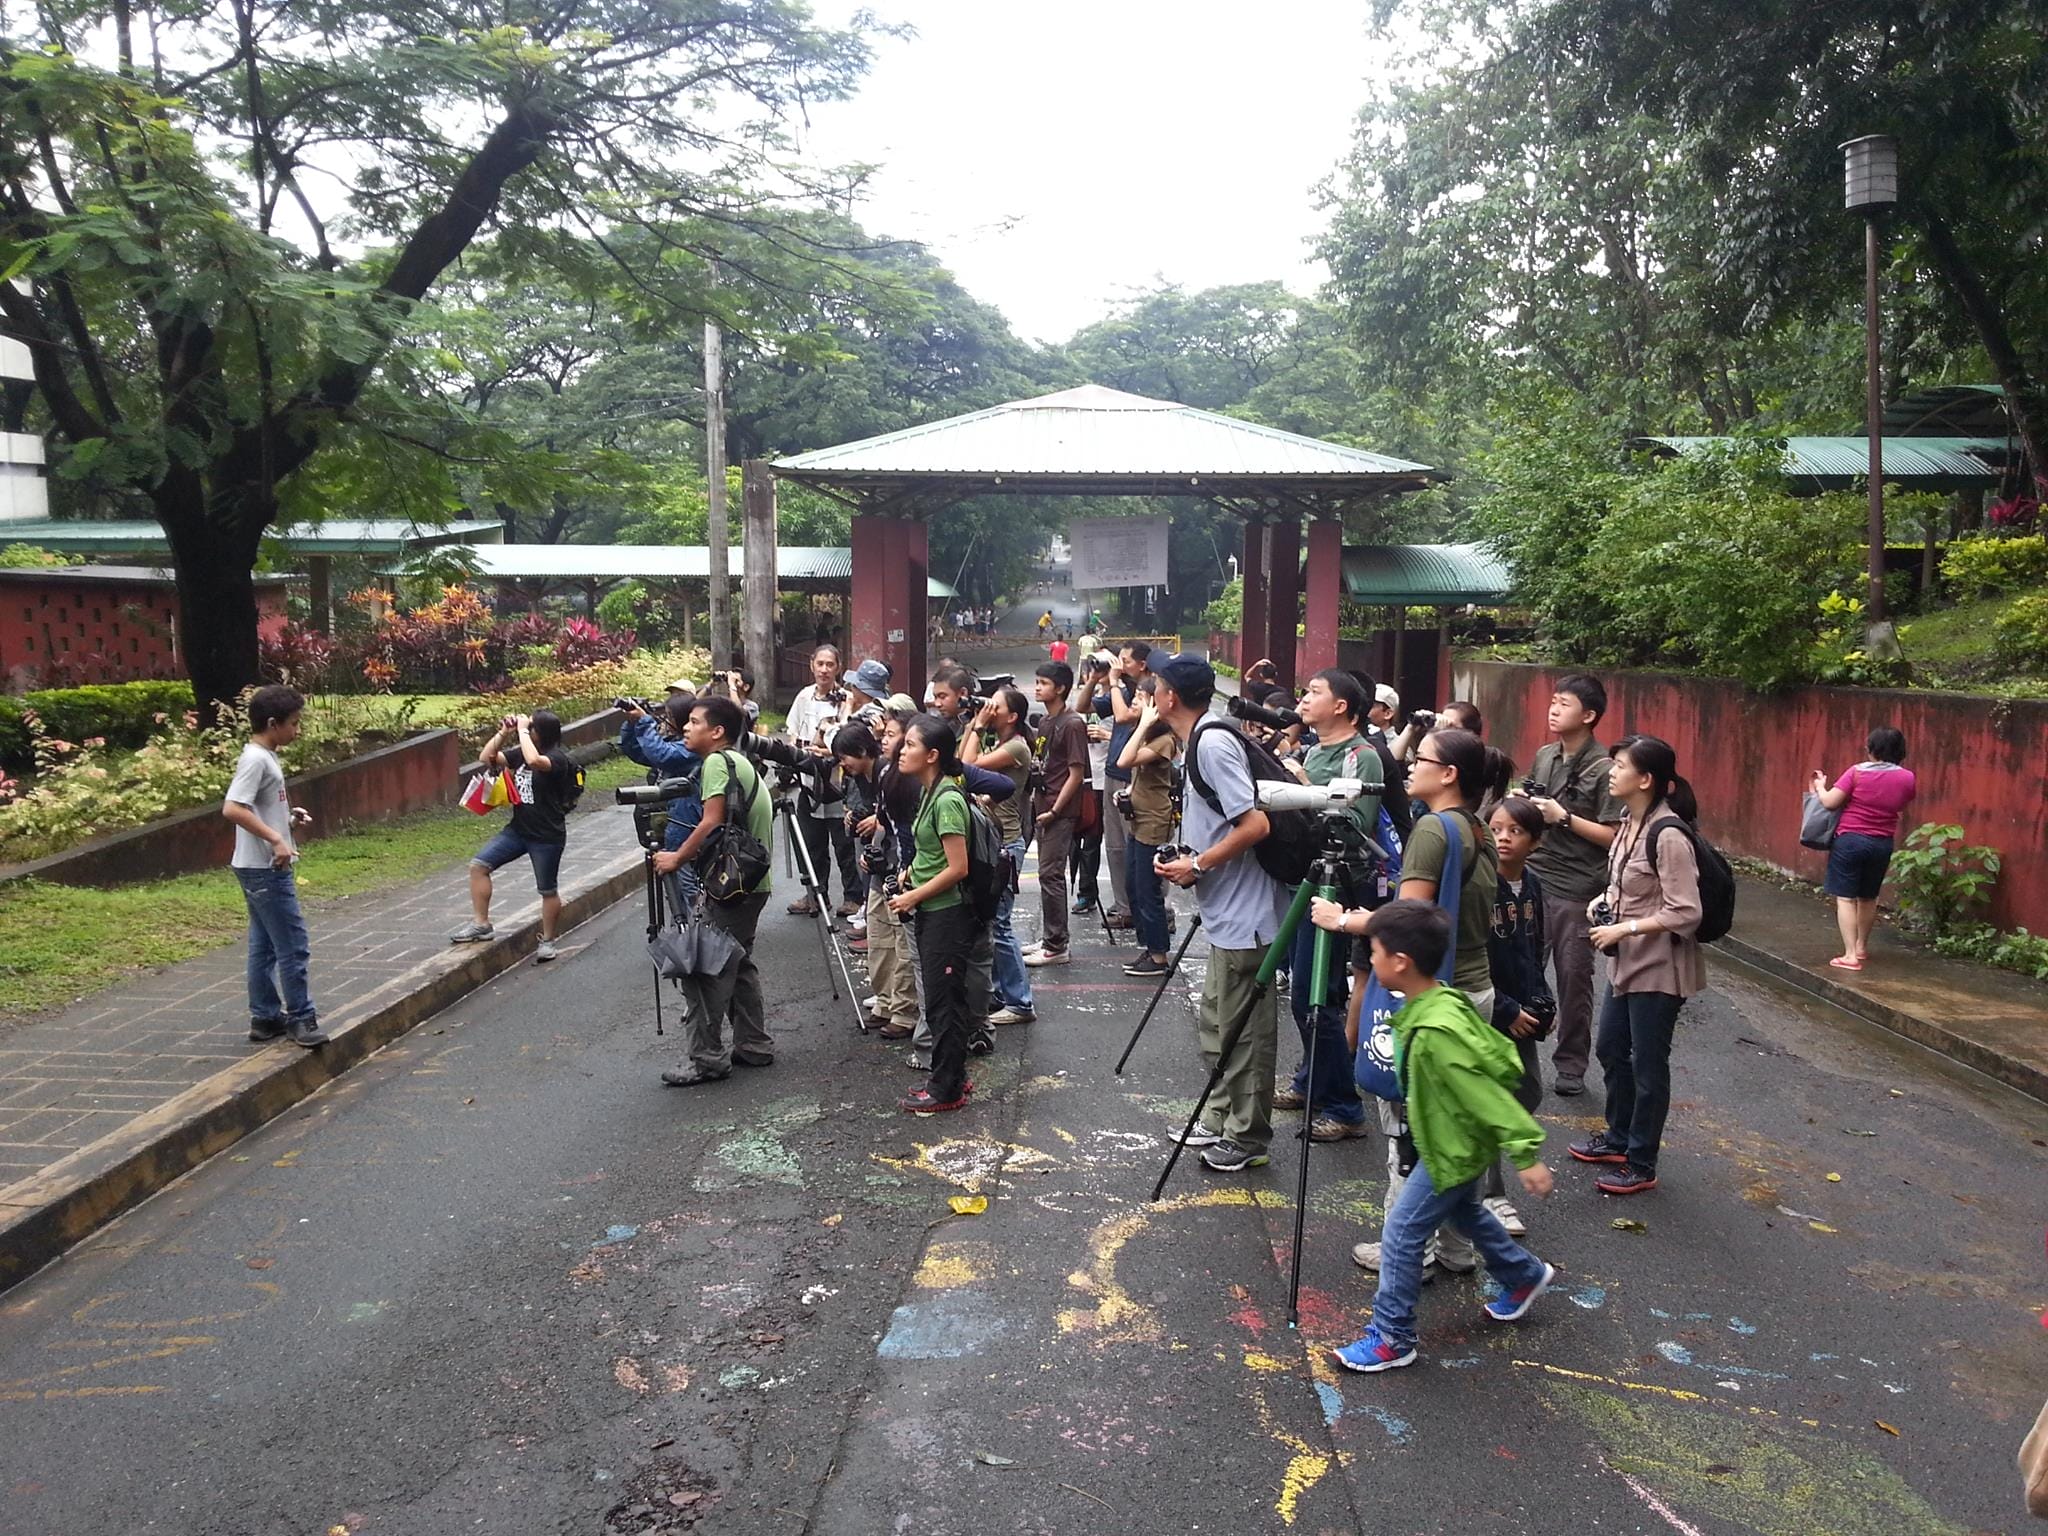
[{"x1": 1454, "y1": 659, "x2": 2048, "y2": 930}]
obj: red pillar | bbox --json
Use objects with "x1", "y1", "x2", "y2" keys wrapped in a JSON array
[
  {"x1": 1238, "y1": 518, "x2": 1268, "y2": 676},
  {"x1": 904, "y1": 517, "x2": 929, "y2": 692},
  {"x1": 1265, "y1": 515, "x2": 1301, "y2": 692},
  {"x1": 850, "y1": 514, "x2": 892, "y2": 677},
  {"x1": 1302, "y1": 516, "x2": 1343, "y2": 680}
]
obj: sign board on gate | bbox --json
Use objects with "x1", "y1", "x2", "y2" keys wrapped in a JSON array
[{"x1": 1069, "y1": 516, "x2": 1170, "y2": 590}]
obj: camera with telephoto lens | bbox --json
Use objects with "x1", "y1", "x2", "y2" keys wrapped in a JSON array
[
  {"x1": 1225, "y1": 694, "x2": 1301, "y2": 731},
  {"x1": 736, "y1": 728, "x2": 830, "y2": 782},
  {"x1": 614, "y1": 772, "x2": 699, "y2": 850},
  {"x1": 970, "y1": 672, "x2": 1017, "y2": 702}
]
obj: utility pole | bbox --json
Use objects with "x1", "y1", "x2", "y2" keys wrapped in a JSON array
[
  {"x1": 742, "y1": 461, "x2": 778, "y2": 702},
  {"x1": 1842, "y1": 134, "x2": 1900, "y2": 656},
  {"x1": 704, "y1": 306, "x2": 731, "y2": 670}
]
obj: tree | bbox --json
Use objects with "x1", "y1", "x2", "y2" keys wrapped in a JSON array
[{"x1": 0, "y1": 1, "x2": 874, "y2": 716}]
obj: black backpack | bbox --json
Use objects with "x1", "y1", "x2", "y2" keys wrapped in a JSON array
[
  {"x1": 1646, "y1": 814, "x2": 1737, "y2": 943},
  {"x1": 1182, "y1": 719, "x2": 1316, "y2": 886},
  {"x1": 936, "y1": 783, "x2": 1005, "y2": 924}
]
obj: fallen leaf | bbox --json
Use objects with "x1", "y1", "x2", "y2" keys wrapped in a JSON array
[
  {"x1": 1809, "y1": 1221, "x2": 1838, "y2": 1234},
  {"x1": 462, "y1": 1097, "x2": 475, "y2": 1106},
  {"x1": 246, "y1": 1257, "x2": 274, "y2": 1270},
  {"x1": 1825, "y1": 1172, "x2": 1842, "y2": 1183},
  {"x1": 648, "y1": 1436, "x2": 674, "y2": 1450},
  {"x1": 1888, "y1": 1088, "x2": 1904, "y2": 1097},
  {"x1": 949, "y1": 1194, "x2": 989, "y2": 1216},
  {"x1": 1840, "y1": 1128, "x2": 1877, "y2": 1136},
  {"x1": 668, "y1": 1490, "x2": 702, "y2": 1507},
  {"x1": 822, "y1": 1212, "x2": 844, "y2": 1227},
  {"x1": 973, "y1": 1450, "x2": 1017, "y2": 1467},
  {"x1": 1875, "y1": 1419, "x2": 1900, "y2": 1436},
  {"x1": 1610, "y1": 1218, "x2": 1648, "y2": 1234}
]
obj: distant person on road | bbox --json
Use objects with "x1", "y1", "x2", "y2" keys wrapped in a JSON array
[
  {"x1": 1048, "y1": 635, "x2": 1069, "y2": 667},
  {"x1": 1810, "y1": 727, "x2": 1916, "y2": 971},
  {"x1": 1038, "y1": 610, "x2": 1053, "y2": 638},
  {"x1": 1571, "y1": 735, "x2": 1704, "y2": 1197},
  {"x1": 223, "y1": 685, "x2": 327, "y2": 1048},
  {"x1": 1523, "y1": 674, "x2": 1623, "y2": 1097},
  {"x1": 1328, "y1": 900, "x2": 1555, "y2": 1375},
  {"x1": 452, "y1": 709, "x2": 579, "y2": 963}
]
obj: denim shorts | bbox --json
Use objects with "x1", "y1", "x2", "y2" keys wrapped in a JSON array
[
  {"x1": 474, "y1": 825, "x2": 566, "y2": 896},
  {"x1": 1824, "y1": 831, "x2": 1894, "y2": 900}
]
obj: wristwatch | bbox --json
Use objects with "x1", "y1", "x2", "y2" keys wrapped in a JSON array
[{"x1": 1189, "y1": 854, "x2": 1206, "y2": 878}]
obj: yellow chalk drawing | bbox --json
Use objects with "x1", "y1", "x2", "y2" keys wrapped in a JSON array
[
  {"x1": 1056, "y1": 1186, "x2": 1289, "y2": 1345},
  {"x1": 914, "y1": 1242, "x2": 995, "y2": 1290},
  {"x1": 1515, "y1": 1360, "x2": 1826, "y2": 1428},
  {"x1": 1243, "y1": 1350, "x2": 1293, "y2": 1373},
  {"x1": 871, "y1": 1135, "x2": 1057, "y2": 1193},
  {"x1": 1051, "y1": 1127, "x2": 1078, "y2": 1145},
  {"x1": 1548, "y1": 1380, "x2": 1967, "y2": 1536}
]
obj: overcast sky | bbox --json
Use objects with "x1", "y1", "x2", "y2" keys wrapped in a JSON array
[{"x1": 796, "y1": 2, "x2": 1384, "y2": 345}]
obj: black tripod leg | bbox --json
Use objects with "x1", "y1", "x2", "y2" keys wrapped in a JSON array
[
  {"x1": 1114, "y1": 914, "x2": 1202, "y2": 1075},
  {"x1": 779, "y1": 801, "x2": 867, "y2": 1030}
]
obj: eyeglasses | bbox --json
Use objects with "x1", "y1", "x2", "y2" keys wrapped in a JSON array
[{"x1": 1414, "y1": 753, "x2": 1447, "y2": 767}]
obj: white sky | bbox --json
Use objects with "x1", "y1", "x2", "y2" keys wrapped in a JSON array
[{"x1": 796, "y1": 2, "x2": 1385, "y2": 344}]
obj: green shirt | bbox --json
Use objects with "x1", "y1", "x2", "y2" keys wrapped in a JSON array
[
  {"x1": 1525, "y1": 738, "x2": 1624, "y2": 902},
  {"x1": 702, "y1": 751, "x2": 772, "y2": 893},
  {"x1": 910, "y1": 778, "x2": 970, "y2": 911},
  {"x1": 1401, "y1": 808, "x2": 1498, "y2": 996}
]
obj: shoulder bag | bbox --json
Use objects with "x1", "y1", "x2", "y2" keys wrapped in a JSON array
[{"x1": 699, "y1": 752, "x2": 772, "y2": 903}]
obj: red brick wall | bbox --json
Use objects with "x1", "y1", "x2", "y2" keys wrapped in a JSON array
[
  {"x1": 1455, "y1": 658, "x2": 2048, "y2": 930},
  {"x1": 0, "y1": 574, "x2": 290, "y2": 688}
]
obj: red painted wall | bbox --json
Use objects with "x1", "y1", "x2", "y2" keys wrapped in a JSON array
[
  {"x1": 1455, "y1": 658, "x2": 2048, "y2": 930},
  {"x1": 0, "y1": 573, "x2": 290, "y2": 688}
]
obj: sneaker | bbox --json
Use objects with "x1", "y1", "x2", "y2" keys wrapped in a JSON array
[
  {"x1": 1552, "y1": 1073, "x2": 1586, "y2": 1097},
  {"x1": 1176, "y1": 1122, "x2": 1225, "y2": 1148},
  {"x1": 847, "y1": 936, "x2": 870, "y2": 953},
  {"x1": 1351, "y1": 1240, "x2": 1438, "y2": 1283},
  {"x1": 661, "y1": 1067, "x2": 730, "y2": 1087},
  {"x1": 1308, "y1": 1114, "x2": 1370, "y2": 1143},
  {"x1": 533, "y1": 939, "x2": 558, "y2": 963},
  {"x1": 968, "y1": 1036, "x2": 994, "y2": 1056},
  {"x1": 988, "y1": 1006, "x2": 1035, "y2": 1026},
  {"x1": 1122, "y1": 955, "x2": 1168, "y2": 978},
  {"x1": 1024, "y1": 948, "x2": 1071, "y2": 968},
  {"x1": 1200, "y1": 1139, "x2": 1270, "y2": 1172},
  {"x1": 1568, "y1": 1133, "x2": 1629, "y2": 1165},
  {"x1": 1596, "y1": 1166, "x2": 1659, "y2": 1196},
  {"x1": 879, "y1": 1022, "x2": 914, "y2": 1040},
  {"x1": 1103, "y1": 912, "x2": 1134, "y2": 930},
  {"x1": 906, "y1": 1051, "x2": 931, "y2": 1071},
  {"x1": 448, "y1": 921, "x2": 494, "y2": 944},
  {"x1": 1484, "y1": 1196, "x2": 1527, "y2": 1236},
  {"x1": 1435, "y1": 1247, "x2": 1479, "y2": 1276},
  {"x1": 732, "y1": 1053, "x2": 774, "y2": 1069},
  {"x1": 1271, "y1": 1084, "x2": 1308, "y2": 1111},
  {"x1": 287, "y1": 1017, "x2": 329, "y2": 1048},
  {"x1": 786, "y1": 898, "x2": 819, "y2": 917},
  {"x1": 901, "y1": 1086, "x2": 968, "y2": 1113},
  {"x1": 836, "y1": 900, "x2": 862, "y2": 918},
  {"x1": 1071, "y1": 897, "x2": 1096, "y2": 914},
  {"x1": 248, "y1": 1017, "x2": 288, "y2": 1044},
  {"x1": 1484, "y1": 1261, "x2": 1557, "y2": 1322},
  {"x1": 1332, "y1": 1328, "x2": 1417, "y2": 1374}
]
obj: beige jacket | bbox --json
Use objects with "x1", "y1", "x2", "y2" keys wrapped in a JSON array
[{"x1": 1602, "y1": 813, "x2": 1706, "y2": 999}]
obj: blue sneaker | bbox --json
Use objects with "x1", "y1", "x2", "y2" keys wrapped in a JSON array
[
  {"x1": 1484, "y1": 1261, "x2": 1556, "y2": 1323},
  {"x1": 1332, "y1": 1328, "x2": 1416, "y2": 1373}
]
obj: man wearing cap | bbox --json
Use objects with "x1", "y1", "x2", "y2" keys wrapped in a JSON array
[
  {"x1": 785, "y1": 646, "x2": 865, "y2": 919},
  {"x1": 1367, "y1": 684, "x2": 1400, "y2": 752},
  {"x1": 1152, "y1": 654, "x2": 1289, "y2": 1173}
]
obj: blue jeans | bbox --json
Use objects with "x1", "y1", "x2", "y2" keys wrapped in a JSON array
[
  {"x1": 234, "y1": 866, "x2": 315, "y2": 1026},
  {"x1": 1288, "y1": 921, "x2": 1362, "y2": 1122},
  {"x1": 990, "y1": 837, "x2": 1034, "y2": 1013},
  {"x1": 1373, "y1": 1154, "x2": 1545, "y2": 1350},
  {"x1": 1125, "y1": 834, "x2": 1170, "y2": 956}
]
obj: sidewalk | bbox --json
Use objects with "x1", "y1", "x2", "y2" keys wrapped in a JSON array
[
  {"x1": 0, "y1": 801, "x2": 647, "y2": 1288},
  {"x1": 1718, "y1": 872, "x2": 2048, "y2": 1104}
]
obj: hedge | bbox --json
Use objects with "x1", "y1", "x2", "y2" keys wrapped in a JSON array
[{"x1": 0, "y1": 680, "x2": 198, "y2": 770}]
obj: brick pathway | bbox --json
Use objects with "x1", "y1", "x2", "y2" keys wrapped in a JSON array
[{"x1": 0, "y1": 802, "x2": 644, "y2": 1188}]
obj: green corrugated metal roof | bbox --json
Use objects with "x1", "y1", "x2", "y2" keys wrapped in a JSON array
[
  {"x1": 0, "y1": 517, "x2": 505, "y2": 554},
  {"x1": 1881, "y1": 384, "x2": 2009, "y2": 438},
  {"x1": 1338, "y1": 544, "x2": 1510, "y2": 605},
  {"x1": 1637, "y1": 436, "x2": 2005, "y2": 489}
]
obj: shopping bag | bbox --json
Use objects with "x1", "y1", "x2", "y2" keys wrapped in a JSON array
[
  {"x1": 460, "y1": 773, "x2": 494, "y2": 815},
  {"x1": 1799, "y1": 790, "x2": 1840, "y2": 851}
]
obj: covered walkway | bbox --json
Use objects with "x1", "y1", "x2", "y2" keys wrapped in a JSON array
[{"x1": 773, "y1": 384, "x2": 1441, "y2": 690}]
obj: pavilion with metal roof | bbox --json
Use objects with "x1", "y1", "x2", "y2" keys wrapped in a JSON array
[
  {"x1": 1636, "y1": 435, "x2": 2007, "y2": 493},
  {"x1": 1340, "y1": 544, "x2": 1510, "y2": 606},
  {"x1": 769, "y1": 384, "x2": 1443, "y2": 690}
]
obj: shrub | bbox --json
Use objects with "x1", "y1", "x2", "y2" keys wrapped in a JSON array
[
  {"x1": 258, "y1": 620, "x2": 338, "y2": 688},
  {"x1": 1990, "y1": 593, "x2": 2048, "y2": 673},
  {"x1": 1202, "y1": 576, "x2": 1242, "y2": 632},
  {"x1": 554, "y1": 616, "x2": 636, "y2": 670},
  {"x1": 1888, "y1": 823, "x2": 2000, "y2": 940},
  {"x1": 1939, "y1": 533, "x2": 2048, "y2": 597},
  {"x1": 0, "y1": 680, "x2": 201, "y2": 771}
]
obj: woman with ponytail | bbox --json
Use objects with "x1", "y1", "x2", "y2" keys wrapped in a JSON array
[{"x1": 1569, "y1": 734, "x2": 1703, "y2": 1196}]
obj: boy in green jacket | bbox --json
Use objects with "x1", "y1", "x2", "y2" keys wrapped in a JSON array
[{"x1": 1334, "y1": 899, "x2": 1556, "y2": 1373}]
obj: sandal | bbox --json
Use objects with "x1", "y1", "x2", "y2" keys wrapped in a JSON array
[{"x1": 1828, "y1": 955, "x2": 1864, "y2": 971}]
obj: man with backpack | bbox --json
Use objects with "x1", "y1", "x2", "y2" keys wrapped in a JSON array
[
  {"x1": 653, "y1": 698, "x2": 775, "y2": 1087},
  {"x1": 1152, "y1": 655, "x2": 1290, "y2": 1173}
]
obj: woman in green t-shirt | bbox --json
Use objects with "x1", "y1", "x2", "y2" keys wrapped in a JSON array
[
  {"x1": 1398, "y1": 728, "x2": 1511, "y2": 1005},
  {"x1": 887, "y1": 714, "x2": 987, "y2": 1113}
]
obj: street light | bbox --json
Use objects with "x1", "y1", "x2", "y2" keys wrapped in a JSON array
[{"x1": 1842, "y1": 134, "x2": 1897, "y2": 644}]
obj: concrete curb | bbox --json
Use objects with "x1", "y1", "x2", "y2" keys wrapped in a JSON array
[
  {"x1": 0, "y1": 849, "x2": 646, "y2": 1293},
  {"x1": 1711, "y1": 935, "x2": 2048, "y2": 1107}
]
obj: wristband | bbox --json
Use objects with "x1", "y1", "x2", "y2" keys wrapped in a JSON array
[{"x1": 1629, "y1": 919, "x2": 1640, "y2": 936}]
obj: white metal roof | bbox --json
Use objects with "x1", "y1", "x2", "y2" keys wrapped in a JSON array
[
  {"x1": 774, "y1": 385, "x2": 1436, "y2": 483},
  {"x1": 426, "y1": 544, "x2": 957, "y2": 597}
]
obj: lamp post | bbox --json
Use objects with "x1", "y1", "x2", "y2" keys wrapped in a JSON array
[{"x1": 1842, "y1": 134, "x2": 1898, "y2": 643}]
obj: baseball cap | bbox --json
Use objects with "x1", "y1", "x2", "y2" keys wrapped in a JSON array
[
  {"x1": 883, "y1": 692, "x2": 920, "y2": 717},
  {"x1": 1376, "y1": 683, "x2": 1401, "y2": 713},
  {"x1": 665, "y1": 677, "x2": 697, "y2": 694},
  {"x1": 1153, "y1": 653, "x2": 1215, "y2": 699}
]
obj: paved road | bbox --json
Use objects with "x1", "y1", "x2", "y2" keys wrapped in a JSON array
[{"x1": 2, "y1": 865, "x2": 2044, "y2": 1535}]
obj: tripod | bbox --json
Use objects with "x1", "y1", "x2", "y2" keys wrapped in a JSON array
[
  {"x1": 771, "y1": 790, "x2": 869, "y2": 1032},
  {"x1": 1148, "y1": 814, "x2": 1370, "y2": 1329}
]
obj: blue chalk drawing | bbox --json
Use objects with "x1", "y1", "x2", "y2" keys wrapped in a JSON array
[
  {"x1": 1315, "y1": 1381, "x2": 1344, "y2": 1426},
  {"x1": 877, "y1": 1294, "x2": 1012, "y2": 1361}
]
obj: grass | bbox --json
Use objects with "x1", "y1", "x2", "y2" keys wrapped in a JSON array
[
  {"x1": 1897, "y1": 587, "x2": 2048, "y2": 698},
  {"x1": 0, "y1": 751, "x2": 642, "y2": 1022}
]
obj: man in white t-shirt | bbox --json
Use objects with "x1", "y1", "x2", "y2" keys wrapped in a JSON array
[
  {"x1": 784, "y1": 645, "x2": 865, "y2": 917},
  {"x1": 221, "y1": 686, "x2": 328, "y2": 1048}
]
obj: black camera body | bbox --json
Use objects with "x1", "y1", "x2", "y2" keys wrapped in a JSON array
[
  {"x1": 1225, "y1": 694, "x2": 1301, "y2": 731},
  {"x1": 1112, "y1": 788, "x2": 1136, "y2": 823}
]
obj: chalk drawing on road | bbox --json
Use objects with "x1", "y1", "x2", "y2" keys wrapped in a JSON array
[{"x1": 872, "y1": 1135, "x2": 1056, "y2": 1193}]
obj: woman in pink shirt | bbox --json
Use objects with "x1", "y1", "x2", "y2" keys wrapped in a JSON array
[{"x1": 1808, "y1": 727, "x2": 1916, "y2": 971}]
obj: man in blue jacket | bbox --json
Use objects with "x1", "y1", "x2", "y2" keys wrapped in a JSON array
[{"x1": 620, "y1": 696, "x2": 703, "y2": 909}]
